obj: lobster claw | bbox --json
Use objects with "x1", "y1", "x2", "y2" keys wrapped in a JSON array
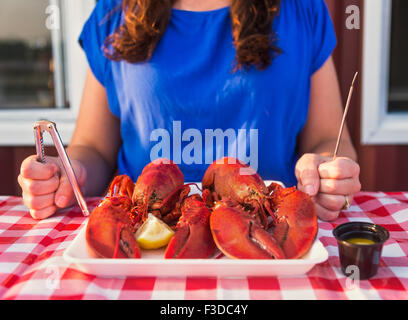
[
  {"x1": 165, "y1": 195, "x2": 217, "y2": 259},
  {"x1": 210, "y1": 200, "x2": 285, "y2": 259},
  {"x1": 86, "y1": 197, "x2": 141, "y2": 259},
  {"x1": 268, "y1": 183, "x2": 318, "y2": 259}
]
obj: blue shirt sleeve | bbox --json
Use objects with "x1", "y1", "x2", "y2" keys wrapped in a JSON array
[
  {"x1": 78, "y1": 0, "x2": 122, "y2": 117},
  {"x1": 309, "y1": 0, "x2": 337, "y2": 74}
]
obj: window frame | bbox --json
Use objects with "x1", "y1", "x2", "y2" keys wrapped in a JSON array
[
  {"x1": 361, "y1": 0, "x2": 408, "y2": 145},
  {"x1": 0, "y1": 0, "x2": 95, "y2": 146}
]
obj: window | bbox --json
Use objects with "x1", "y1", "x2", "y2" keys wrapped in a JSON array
[
  {"x1": 0, "y1": 0, "x2": 95, "y2": 145},
  {"x1": 388, "y1": 0, "x2": 408, "y2": 113},
  {"x1": 362, "y1": 0, "x2": 408, "y2": 144},
  {"x1": 0, "y1": 0, "x2": 67, "y2": 110}
]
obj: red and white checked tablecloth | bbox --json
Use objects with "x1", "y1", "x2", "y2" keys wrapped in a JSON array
[{"x1": 0, "y1": 192, "x2": 407, "y2": 300}]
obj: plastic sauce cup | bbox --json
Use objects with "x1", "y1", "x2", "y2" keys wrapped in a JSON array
[{"x1": 333, "y1": 222, "x2": 389, "y2": 280}]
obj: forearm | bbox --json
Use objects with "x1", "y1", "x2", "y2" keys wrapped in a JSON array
[{"x1": 67, "y1": 145, "x2": 116, "y2": 197}]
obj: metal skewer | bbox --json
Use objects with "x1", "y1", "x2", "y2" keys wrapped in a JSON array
[
  {"x1": 332, "y1": 72, "x2": 359, "y2": 160},
  {"x1": 33, "y1": 120, "x2": 89, "y2": 217}
]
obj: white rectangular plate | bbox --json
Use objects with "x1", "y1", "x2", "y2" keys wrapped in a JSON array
[
  {"x1": 63, "y1": 224, "x2": 328, "y2": 278},
  {"x1": 63, "y1": 181, "x2": 327, "y2": 278}
]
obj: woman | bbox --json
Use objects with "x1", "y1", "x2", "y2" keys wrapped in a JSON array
[{"x1": 18, "y1": 0, "x2": 361, "y2": 221}]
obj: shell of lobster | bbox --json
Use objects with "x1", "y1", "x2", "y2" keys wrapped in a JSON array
[
  {"x1": 86, "y1": 158, "x2": 215, "y2": 259},
  {"x1": 86, "y1": 157, "x2": 317, "y2": 260},
  {"x1": 202, "y1": 157, "x2": 318, "y2": 259},
  {"x1": 131, "y1": 158, "x2": 191, "y2": 227},
  {"x1": 86, "y1": 159, "x2": 191, "y2": 258},
  {"x1": 164, "y1": 194, "x2": 217, "y2": 259}
]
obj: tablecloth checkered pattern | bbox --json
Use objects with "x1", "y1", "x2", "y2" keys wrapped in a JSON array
[{"x1": 0, "y1": 192, "x2": 407, "y2": 300}]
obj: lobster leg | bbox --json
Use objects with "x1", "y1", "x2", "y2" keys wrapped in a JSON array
[
  {"x1": 159, "y1": 184, "x2": 191, "y2": 226},
  {"x1": 244, "y1": 199, "x2": 271, "y2": 229},
  {"x1": 210, "y1": 201, "x2": 285, "y2": 259},
  {"x1": 108, "y1": 175, "x2": 135, "y2": 198},
  {"x1": 165, "y1": 195, "x2": 217, "y2": 259}
]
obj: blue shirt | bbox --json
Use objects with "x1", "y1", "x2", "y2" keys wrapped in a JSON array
[{"x1": 79, "y1": 0, "x2": 336, "y2": 186}]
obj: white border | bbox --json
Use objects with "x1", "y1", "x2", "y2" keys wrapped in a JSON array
[
  {"x1": 361, "y1": 0, "x2": 408, "y2": 145},
  {"x1": 0, "y1": 0, "x2": 95, "y2": 146}
]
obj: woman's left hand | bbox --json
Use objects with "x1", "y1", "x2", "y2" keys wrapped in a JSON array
[{"x1": 295, "y1": 154, "x2": 361, "y2": 221}]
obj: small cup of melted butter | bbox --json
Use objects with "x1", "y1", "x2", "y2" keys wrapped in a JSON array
[
  {"x1": 333, "y1": 222, "x2": 390, "y2": 280},
  {"x1": 346, "y1": 237, "x2": 376, "y2": 245}
]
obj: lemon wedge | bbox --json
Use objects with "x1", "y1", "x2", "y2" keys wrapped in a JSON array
[{"x1": 135, "y1": 213, "x2": 175, "y2": 250}]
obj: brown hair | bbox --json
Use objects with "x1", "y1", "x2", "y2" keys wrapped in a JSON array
[{"x1": 104, "y1": 0, "x2": 281, "y2": 71}]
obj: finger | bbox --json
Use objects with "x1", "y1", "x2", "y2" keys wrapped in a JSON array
[
  {"x1": 22, "y1": 192, "x2": 55, "y2": 211},
  {"x1": 30, "y1": 206, "x2": 58, "y2": 220},
  {"x1": 295, "y1": 154, "x2": 327, "y2": 196},
  {"x1": 54, "y1": 176, "x2": 74, "y2": 208},
  {"x1": 313, "y1": 200, "x2": 340, "y2": 222},
  {"x1": 318, "y1": 157, "x2": 360, "y2": 180},
  {"x1": 54, "y1": 161, "x2": 86, "y2": 208},
  {"x1": 18, "y1": 174, "x2": 60, "y2": 196},
  {"x1": 320, "y1": 177, "x2": 361, "y2": 195},
  {"x1": 20, "y1": 155, "x2": 59, "y2": 180},
  {"x1": 314, "y1": 193, "x2": 346, "y2": 212}
]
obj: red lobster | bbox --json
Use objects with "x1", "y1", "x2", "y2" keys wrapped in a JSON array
[
  {"x1": 203, "y1": 157, "x2": 318, "y2": 259},
  {"x1": 132, "y1": 158, "x2": 191, "y2": 227},
  {"x1": 85, "y1": 175, "x2": 140, "y2": 258},
  {"x1": 86, "y1": 158, "x2": 190, "y2": 258}
]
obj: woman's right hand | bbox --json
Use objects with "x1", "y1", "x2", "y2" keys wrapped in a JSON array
[{"x1": 18, "y1": 155, "x2": 86, "y2": 220}]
